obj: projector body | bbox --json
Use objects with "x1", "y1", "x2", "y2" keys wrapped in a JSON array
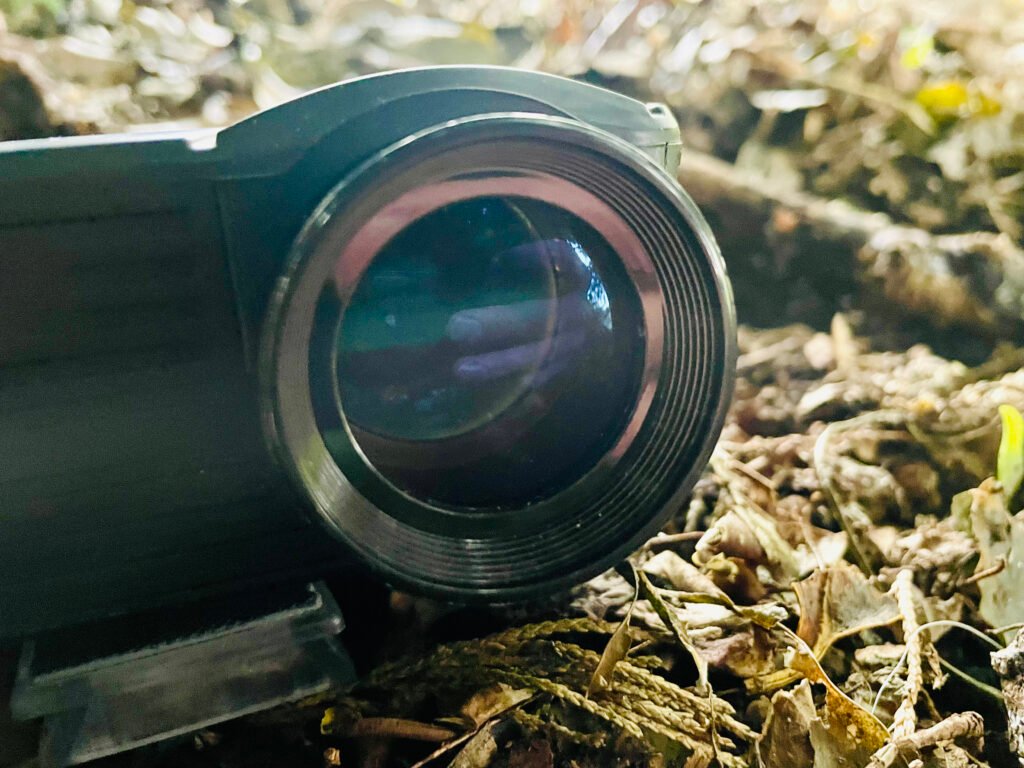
[{"x1": 0, "y1": 67, "x2": 731, "y2": 641}]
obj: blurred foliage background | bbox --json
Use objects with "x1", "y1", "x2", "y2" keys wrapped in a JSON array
[{"x1": 2, "y1": 0, "x2": 1024, "y2": 239}]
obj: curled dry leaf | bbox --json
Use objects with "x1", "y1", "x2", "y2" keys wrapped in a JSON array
[
  {"x1": 450, "y1": 721, "x2": 501, "y2": 768},
  {"x1": 698, "y1": 626, "x2": 779, "y2": 680},
  {"x1": 637, "y1": 570, "x2": 710, "y2": 692},
  {"x1": 587, "y1": 573, "x2": 638, "y2": 698},
  {"x1": 642, "y1": 550, "x2": 725, "y2": 597},
  {"x1": 695, "y1": 504, "x2": 802, "y2": 580},
  {"x1": 700, "y1": 553, "x2": 769, "y2": 603},
  {"x1": 695, "y1": 510, "x2": 769, "y2": 568}
]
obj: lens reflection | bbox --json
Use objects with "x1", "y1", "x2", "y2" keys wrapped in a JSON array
[{"x1": 313, "y1": 196, "x2": 645, "y2": 509}]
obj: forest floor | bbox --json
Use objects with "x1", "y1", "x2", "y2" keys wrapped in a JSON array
[{"x1": 3, "y1": 0, "x2": 1024, "y2": 766}]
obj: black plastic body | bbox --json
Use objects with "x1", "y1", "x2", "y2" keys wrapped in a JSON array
[{"x1": 0, "y1": 67, "x2": 682, "y2": 638}]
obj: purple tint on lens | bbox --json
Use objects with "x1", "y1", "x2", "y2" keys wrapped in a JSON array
[{"x1": 334, "y1": 196, "x2": 645, "y2": 508}]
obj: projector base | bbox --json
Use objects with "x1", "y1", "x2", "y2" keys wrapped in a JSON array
[{"x1": 11, "y1": 582, "x2": 354, "y2": 767}]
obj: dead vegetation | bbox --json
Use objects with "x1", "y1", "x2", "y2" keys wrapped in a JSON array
[{"x1": 3, "y1": 0, "x2": 1024, "y2": 766}]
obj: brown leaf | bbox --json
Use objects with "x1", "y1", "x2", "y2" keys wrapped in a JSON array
[
  {"x1": 506, "y1": 738, "x2": 554, "y2": 768},
  {"x1": 790, "y1": 646, "x2": 889, "y2": 765},
  {"x1": 637, "y1": 571, "x2": 710, "y2": 692},
  {"x1": 695, "y1": 510, "x2": 769, "y2": 568},
  {"x1": 794, "y1": 563, "x2": 900, "y2": 657},
  {"x1": 960, "y1": 477, "x2": 1024, "y2": 630},
  {"x1": 587, "y1": 582, "x2": 637, "y2": 698},
  {"x1": 642, "y1": 551, "x2": 725, "y2": 597},
  {"x1": 450, "y1": 721, "x2": 500, "y2": 768},
  {"x1": 460, "y1": 684, "x2": 533, "y2": 728},
  {"x1": 699, "y1": 625, "x2": 779, "y2": 679},
  {"x1": 757, "y1": 680, "x2": 816, "y2": 768},
  {"x1": 701, "y1": 553, "x2": 769, "y2": 603}
]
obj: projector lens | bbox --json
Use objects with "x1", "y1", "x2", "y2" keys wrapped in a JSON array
[
  {"x1": 315, "y1": 196, "x2": 644, "y2": 509},
  {"x1": 263, "y1": 113, "x2": 734, "y2": 599}
]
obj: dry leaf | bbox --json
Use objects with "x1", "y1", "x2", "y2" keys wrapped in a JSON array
[
  {"x1": 587, "y1": 578, "x2": 637, "y2": 698},
  {"x1": 960, "y1": 477, "x2": 1024, "y2": 629},
  {"x1": 757, "y1": 680, "x2": 816, "y2": 768},
  {"x1": 450, "y1": 721, "x2": 500, "y2": 768},
  {"x1": 460, "y1": 684, "x2": 533, "y2": 728},
  {"x1": 790, "y1": 645, "x2": 889, "y2": 766},
  {"x1": 794, "y1": 563, "x2": 901, "y2": 657},
  {"x1": 643, "y1": 550, "x2": 725, "y2": 597},
  {"x1": 638, "y1": 570, "x2": 710, "y2": 692}
]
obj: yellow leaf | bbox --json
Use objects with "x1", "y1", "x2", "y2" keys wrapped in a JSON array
[
  {"x1": 789, "y1": 639, "x2": 888, "y2": 760},
  {"x1": 460, "y1": 21, "x2": 495, "y2": 45},
  {"x1": 916, "y1": 80, "x2": 969, "y2": 118},
  {"x1": 321, "y1": 706, "x2": 337, "y2": 735},
  {"x1": 998, "y1": 404, "x2": 1024, "y2": 503},
  {"x1": 973, "y1": 89, "x2": 1002, "y2": 116}
]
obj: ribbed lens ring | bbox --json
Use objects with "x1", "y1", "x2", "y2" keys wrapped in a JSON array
[
  {"x1": 263, "y1": 114, "x2": 734, "y2": 600},
  {"x1": 370, "y1": 144, "x2": 726, "y2": 575}
]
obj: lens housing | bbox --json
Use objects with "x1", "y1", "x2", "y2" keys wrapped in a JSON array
[
  {"x1": 327, "y1": 194, "x2": 648, "y2": 509},
  {"x1": 261, "y1": 112, "x2": 735, "y2": 600}
]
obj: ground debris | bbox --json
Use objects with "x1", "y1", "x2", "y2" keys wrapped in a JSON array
[
  {"x1": 993, "y1": 630, "x2": 1024, "y2": 766},
  {"x1": 3, "y1": 0, "x2": 1023, "y2": 765}
]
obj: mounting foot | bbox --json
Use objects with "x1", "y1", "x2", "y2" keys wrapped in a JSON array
[{"x1": 11, "y1": 581, "x2": 355, "y2": 767}]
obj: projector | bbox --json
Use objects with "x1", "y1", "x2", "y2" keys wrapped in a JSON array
[{"x1": 0, "y1": 65, "x2": 734, "y2": 763}]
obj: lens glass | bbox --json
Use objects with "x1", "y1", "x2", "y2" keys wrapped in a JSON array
[{"x1": 311, "y1": 195, "x2": 645, "y2": 509}]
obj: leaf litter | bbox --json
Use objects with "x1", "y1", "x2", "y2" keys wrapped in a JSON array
[{"x1": 4, "y1": 0, "x2": 1024, "y2": 765}]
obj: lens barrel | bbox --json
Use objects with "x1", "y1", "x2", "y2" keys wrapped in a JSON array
[{"x1": 262, "y1": 112, "x2": 735, "y2": 600}]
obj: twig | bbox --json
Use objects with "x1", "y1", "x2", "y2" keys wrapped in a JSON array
[
  {"x1": 344, "y1": 718, "x2": 458, "y2": 742},
  {"x1": 991, "y1": 622, "x2": 1024, "y2": 638},
  {"x1": 872, "y1": 620, "x2": 1003, "y2": 715},
  {"x1": 891, "y1": 569, "x2": 923, "y2": 738},
  {"x1": 645, "y1": 531, "x2": 706, "y2": 552},
  {"x1": 408, "y1": 730, "x2": 479, "y2": 768},
  {"x1": 961, "y1": 557, "x2": 1006, "y2": 586},
  {"x1": 677, "y1": 150, "x2": 1024, "y2": 338},
  {"x1": 864, "y1": 712, "x2": 985, "y2": 768}
]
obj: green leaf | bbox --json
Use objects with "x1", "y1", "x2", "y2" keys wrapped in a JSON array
[{"x1": 997, "y1": 404, "x2": 1024, "y2": 504}]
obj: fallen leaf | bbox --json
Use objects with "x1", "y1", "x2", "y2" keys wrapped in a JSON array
[
  {"x1": 700, "y1": 553, "x2": 769, "y2": 603},
  {"x1": 450, "y1": 721, "x2": 500, "y2": 768},
  {"x1": 695, "y1": 504, "x2": 802, "y2": 580},
  {"x1": 998, "y1": 404, "x2": 1024, "y2": 504},
  {"x1": 638, "y1": 570, "x2": 709, "y2": 692},
  {"x1": 790, "y1": 644, "x2": 889, "y2": 766},
  {"x1": 699, "y1": 625, "x2": 779, "y2": 679},
  {"x1": 461, "y1": 684, "x2": 533, "y2": 727},
  {"x1": 794, "y1": 563, "x2": 901, "y2": 658},
  {"x1": 587, "y1": 575, "x2": 638, "y2": 698},
  {"x1": 643, "y1": 550, "x2": 725, "y2": 597},
  {"x1": 961, "y1": 478, "x2": 1024, "y2": 629},
  {"x1": 757, "y1": 680, "x2": 816, "y2": 768}
]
